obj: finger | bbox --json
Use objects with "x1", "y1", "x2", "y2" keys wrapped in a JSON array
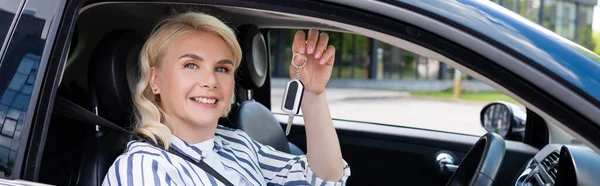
[
  {"x1": 289, "y1": 55, "x2": 305, "y2": 78},
  {"x1": 292, "y1": 53, "x2": 306, "y2": 66},
  {"x1": 314, "y1": 33, "x2": 329, "y2": 59},
  {"x1": 319, "y1": 45, "x2": 336, "y2": 65},
  {"x1": 292, "y1": 30, "x2": 306, "y2": 54},
  {"x1": 306, "y1": 28, "x2": 319, "y2": 54}
]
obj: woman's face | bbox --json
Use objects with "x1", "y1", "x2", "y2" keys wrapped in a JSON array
[{"x1": 150, "y1": 31, "x2": 235, "y2": 129}]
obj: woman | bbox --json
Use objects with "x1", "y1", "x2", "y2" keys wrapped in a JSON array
[{"x1": 103, "y1": 12, "x2": 350, "y2": 186}]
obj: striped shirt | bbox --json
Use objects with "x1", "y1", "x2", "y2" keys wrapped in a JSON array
[{"x1": 102, "y1": 125, "x2": 351, "y2": 186}]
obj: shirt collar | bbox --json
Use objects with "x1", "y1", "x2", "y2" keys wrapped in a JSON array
[
  {"x1": 213, "y1": 135, "x2": 227, "y2": 151},
  {"x1": 168, "y1": 135, "x2": 227, "y2": 161}
]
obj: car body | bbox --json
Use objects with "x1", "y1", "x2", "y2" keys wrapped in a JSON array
[{"x1": 1, "y1": 0, "x2": 600, "y2": 185}]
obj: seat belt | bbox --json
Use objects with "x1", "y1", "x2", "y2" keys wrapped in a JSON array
[{"x1": 53, "y1": 95, "x2": 235, "y2": 186}]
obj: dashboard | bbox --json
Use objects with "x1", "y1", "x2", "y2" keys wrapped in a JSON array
[{"x1": 514, "y1": 144, "x2": 600, "y2": 186}]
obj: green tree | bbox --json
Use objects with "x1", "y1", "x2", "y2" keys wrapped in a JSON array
[
  {"x1": 594, "y1": 31, "x2": 600, "y2": 56},
  {"x1": 518, "y1": 0, "x2": 538, "y2": 22},
  {"x1": 577, "y1": 25, "x2": 596, "y2": 51}
]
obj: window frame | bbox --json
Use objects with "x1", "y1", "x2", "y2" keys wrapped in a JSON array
[
  {"x1": 329, "y1": 0, "x2": 600, "y2": 152},
  {"x1": 7, "y1": 0, "x2": 68, "y2": 181},
  {"x1": 242, "y1": 0, "x2": 596, "y2": 150},
  {"x1": 0, "y1": 0, "x2": 26, "y2": 63}
]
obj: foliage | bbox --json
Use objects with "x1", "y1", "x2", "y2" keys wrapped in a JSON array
[
  {"x1": 517, "y1": 0, "x2": 538, "y2": 22},
  {"x1": 409, "y1": 91, "x2": 521, "y2": 105},
  {"x1": 331, "y1": 66, "x2": 367, "y2": 79},
  {"x1": 577, "y1": 25, "x2": 596, "y2": 51},
  {"x1": 594, "y1": 31, "x2": 600, "y2": 56}
]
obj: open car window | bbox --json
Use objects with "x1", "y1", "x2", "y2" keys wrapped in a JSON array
[{"x1": 268, "y1": 29, "x2": 524, "y2": 137}]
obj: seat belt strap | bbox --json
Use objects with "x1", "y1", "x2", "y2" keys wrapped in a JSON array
[{"x1": 53, "y1": 95, "x2": 235, "y2": 186}]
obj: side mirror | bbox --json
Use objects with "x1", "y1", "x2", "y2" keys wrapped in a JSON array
[{"x1": 480, "y1": 101, "x2": 526, "y2": 141}]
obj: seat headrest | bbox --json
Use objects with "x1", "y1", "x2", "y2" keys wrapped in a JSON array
[
  {"x1": 89, "y1": 29, "x2": 143, "y2": 127},
  {"x1": 235, "y1": 100, "x2": 291, "y2": 153},
  {"x1": 236, "y1": 24, "x2": 268, "y2": 90}
]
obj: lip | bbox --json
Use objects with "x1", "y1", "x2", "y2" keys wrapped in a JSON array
[
  {"x1": 190, "y1": 95, "x2": 218, "y2": 100},
  {"x1": 189, "y1": 96, "x2": 219, "y2": 108}
]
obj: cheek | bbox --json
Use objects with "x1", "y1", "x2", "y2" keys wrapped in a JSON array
[
  {"x1": 218, "y1": 74, "x2": 235, "y2": 94},
  {"x1": 159, "y1": 70, "x2": 193, "y2": 95}
]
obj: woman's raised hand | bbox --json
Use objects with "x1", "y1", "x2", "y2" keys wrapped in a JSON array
[{"x1": 290, "y1": 28, "x2": 335, "y2": 95}]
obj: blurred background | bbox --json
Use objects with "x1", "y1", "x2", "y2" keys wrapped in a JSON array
[{"x1": 269, "y1": 0, "x2": 600, "y2": 136}]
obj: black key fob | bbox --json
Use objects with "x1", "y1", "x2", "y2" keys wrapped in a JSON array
[{"x1": 281, "y1": 79, "x2": 304, "y2": 115}]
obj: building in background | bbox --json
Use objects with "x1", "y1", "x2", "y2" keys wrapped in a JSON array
[
  {"x1": 491, "y1": 0, "x2": 598, "y2": 50},
  {"x1": 269, "y1": 30, "x2": 454, "y2": 81}
]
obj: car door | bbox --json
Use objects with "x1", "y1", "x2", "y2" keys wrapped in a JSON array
[{"x1": 0, "y1": 0, "x2": 65, "y2": 183}]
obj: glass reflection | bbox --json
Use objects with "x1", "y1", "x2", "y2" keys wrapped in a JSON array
[
  {"x1": 0, "y1": 53, "x2": 40, "y2": 177},
  {"x1": 0, "y1": 0, "x2": 24, "y2": 56},
  {"x1": 0, "y1": 0, "x2": 51, "y2": 178},
  {"x1": 484, "y1": 104, "x2": 510, "y2": 137}
]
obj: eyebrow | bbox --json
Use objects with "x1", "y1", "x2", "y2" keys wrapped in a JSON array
[
  {"x1": 179, "y1": 53, "x2": 233, "y2": 66},
  {"x1": 179, "y1": 53, "x2": 203, "y2": 61},
  {"x1": 217, "y1": 60, "x2": 234, "y2": 66}
]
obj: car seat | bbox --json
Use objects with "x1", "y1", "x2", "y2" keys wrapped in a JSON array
[
  {"x1": 229, "y1": 24, "x2": 304, "y2": 155},
  {"x1": 76, "y1": 29, "x2": 143, "y2": 186}
]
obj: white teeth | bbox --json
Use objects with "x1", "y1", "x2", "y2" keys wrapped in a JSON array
[{"x1": 192, "y1": 97, "x2": 216, "y2": 104}]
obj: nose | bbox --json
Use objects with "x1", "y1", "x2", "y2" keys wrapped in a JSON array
[{"x1": 198, "y1": 70, "x2": 218, "y2": 89}]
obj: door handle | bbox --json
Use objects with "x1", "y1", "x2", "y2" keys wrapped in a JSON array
[{"x1": 436, "y1": 152, "x2": 458, "y2": 174}]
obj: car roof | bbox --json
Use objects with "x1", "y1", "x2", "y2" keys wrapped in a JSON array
[{"x1": 399, "y1": 0, "x2": 600, "y2": 103}]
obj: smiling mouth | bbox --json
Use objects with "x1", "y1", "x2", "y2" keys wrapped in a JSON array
[{"x1": 190, "y1": 97, "x2": 218, "y2": 104}]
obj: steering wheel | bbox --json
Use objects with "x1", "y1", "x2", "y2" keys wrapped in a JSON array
[{"x1": 446, "y1": 132, "x2": 506, "y2": 186}]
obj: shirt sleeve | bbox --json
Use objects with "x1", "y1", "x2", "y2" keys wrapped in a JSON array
[
  {"x1": 251, "y1": 138, "x2": 351, "y2": 186},
  {"x1": 102, "y1": 152, "x2": 186, "y2": 186}
]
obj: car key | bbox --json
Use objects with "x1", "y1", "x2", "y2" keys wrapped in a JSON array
[{"x1": 282, "y1": 53, "x2": 306, "y2": 135}]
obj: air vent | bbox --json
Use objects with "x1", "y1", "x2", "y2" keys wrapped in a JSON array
[
  {"x1": 541, "y1": 151, "x2": 560, "y2": 179},
  {"x1": 548, "y1": 165, "x2": 558, "y2": 179}
]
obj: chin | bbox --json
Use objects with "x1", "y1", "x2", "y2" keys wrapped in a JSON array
[
  {"x1": 186, "y1": 99, "x2": 226, "y2": 122},
  {"x1": 186, "y1": 114, "x2": 220, "y2": 127},
  {"x1": 195, "y1": 118, "x2": 220, "y2": 127},
  {"x1": 186, "y1": 108, "x2": 224, "y2": 127}
]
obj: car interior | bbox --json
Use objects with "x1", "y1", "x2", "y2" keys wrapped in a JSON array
[
  {"x1": 41, "y1": 3, "x2": 314, "y2": 186},
  {"x1": 30, "y1": 1, "x2": 600, "y2": 186}
]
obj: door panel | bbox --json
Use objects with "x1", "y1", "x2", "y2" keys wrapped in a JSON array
[{"x1": 277, "y1": 114, "x2": 538, "y2": 186}]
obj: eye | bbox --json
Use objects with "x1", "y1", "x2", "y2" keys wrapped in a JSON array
[
  {"x1": 184, "y1": 63, "x2": 198, "y2": 69},
  {"x1": 215, "y1": 67, "x2": 229, "y2": 73}
]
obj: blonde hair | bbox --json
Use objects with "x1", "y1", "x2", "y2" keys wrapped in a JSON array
[{"x1": 133, "y1": 12, "x2": 242, "y2": 149}]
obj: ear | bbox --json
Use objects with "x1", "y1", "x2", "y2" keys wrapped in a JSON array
[{"x1": 149, "y1": 67, "x2": 160, "y2": 94}]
